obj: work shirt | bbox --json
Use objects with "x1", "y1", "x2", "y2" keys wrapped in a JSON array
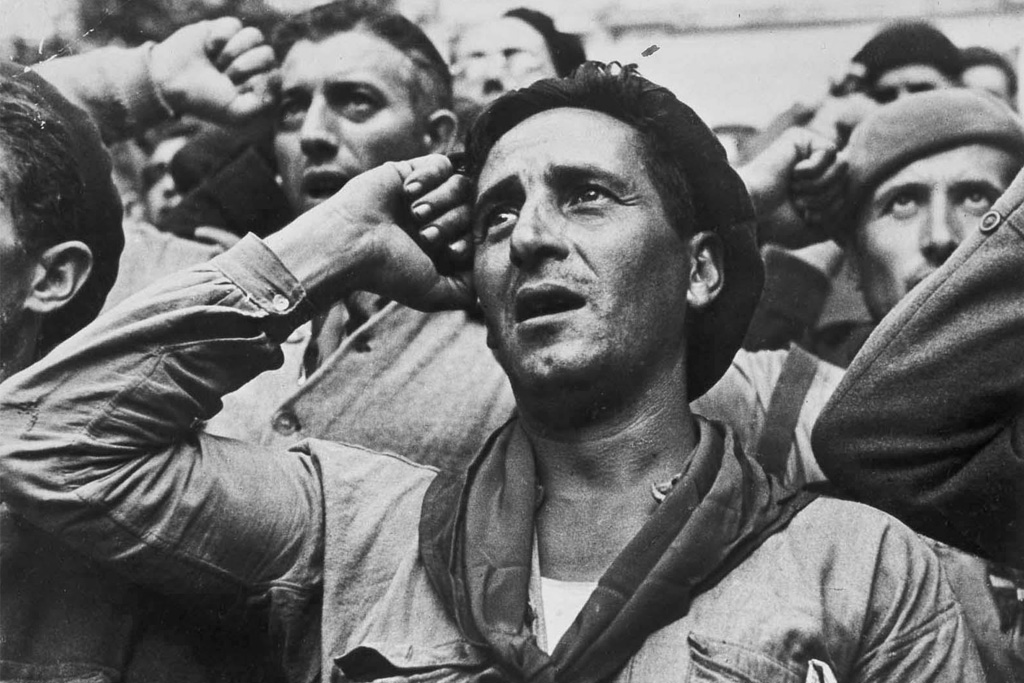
[{"x1": 0, "y1": 236, "x2": 982, "y2": 682}]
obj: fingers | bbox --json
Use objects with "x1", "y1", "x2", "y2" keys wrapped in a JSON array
[
  {"x1": 395, "y1": 154, "x2": 455, "y2": 195},
  {"x1": 792, "y1": 154, "x2": 846, "y2": 194},
  {"x1": 224, "y1": 44, "x2": 276, "y2": 83},
  {"x1": 215, "y1": 25, "x2": 266, "y2": 70},
  {"x1": 203, "y1": 17, "x2": 245, "y2": 61},
  {"x1": 411, "y1": 172, "x2": 474, "y2": 268}
]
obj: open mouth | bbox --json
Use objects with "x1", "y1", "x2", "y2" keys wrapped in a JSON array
[
  {"x1": 302, "y1": 171, "x2": 349, "y2": 200},
  {"x1": 514, "y1": 285, "x2": 586, "y2": 323}
]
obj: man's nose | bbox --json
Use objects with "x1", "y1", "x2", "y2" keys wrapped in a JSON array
[
  {"x1": 299, "y1": 95, "x2": 339, "y2": 161},
  {"x1": 919, "y1": 196, "x2": 959, "y2": 265},
  {"x1": 509, "y1": 201, "x2": 570, "y2": 269}
]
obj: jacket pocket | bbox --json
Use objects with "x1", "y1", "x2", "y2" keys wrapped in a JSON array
[{"x1": 685, "y1": 633, "x2": 804, "y2": 683}]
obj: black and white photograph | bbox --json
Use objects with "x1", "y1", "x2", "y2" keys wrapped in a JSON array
[{"x1": 0, "y1": 1, "x2": 1022, "y2": 680}]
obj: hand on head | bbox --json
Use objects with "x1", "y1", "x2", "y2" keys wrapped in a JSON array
[
  {"x1": 740, "y1": 126, "x2": 847, "y2": 245},
  {"x1": 265, "y1": 154, "x2": 476, "y2": 313},
  {"x1": 149, "y1": 17, "x2": 279, "y2": 124}
]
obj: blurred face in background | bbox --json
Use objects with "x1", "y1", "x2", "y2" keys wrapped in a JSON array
[
  {"x1": 273, "y1": 30, "x2": 445, "y2": 215},
  {"x1": 852, "y1": 144, "x2": 1018, "y2": 319},
  {"x1": 870, "y1": 64, "x2": 956, "y2": 103},
  {"x1": 451, "y1": 17, "x2": 557, "y2": 108},
  {"x1": 143, "y1": 136, "x2": 189, "y2": 226},
  {"x1": 962, "y1": 64, "x2": 1015, "y2": 107}
]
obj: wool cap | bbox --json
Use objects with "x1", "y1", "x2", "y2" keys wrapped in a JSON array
[
  {"x1": 841, "y1": 88, "x2": 1024, "y2": 234},
  {"x1": 961, "y1": 45, "x2": 1019, "y2": 99},
  {"x1": 0, "y1": 61, "x2": 124, "y2": 352},
  {"x1": 853, "y1": 21, "x2": 961, "y2": 86},
  {"x1": 464, "y1": 61, "x2": 762, "y2": 399},
  {"x1": 503, "y1": 8, "x2": 586, "y2": 78}
]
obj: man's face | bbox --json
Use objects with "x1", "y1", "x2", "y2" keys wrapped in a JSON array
[
  {"x1": 854, "y1": 144, "x2": 1019, "y2": 319},
  {"x1": 963, "y1": 64, "x2": 1015, "y2": 106},
  {"x1": 870, "y1": 64, "x2": 955, "y2": 103},
  {"x1": 473, "y1": 108, "x2": 694, "y2": 400},
  {"x1": 274, "y1": 31, "x2": 435, "y2": 215},
  {"x1": 452, "y1": 18, "x2": 558, "y2": 107},
  {"x1": 143, "y1": 136, "x2": 188, "y2": 226}
]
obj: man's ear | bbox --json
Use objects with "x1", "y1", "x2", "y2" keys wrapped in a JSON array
[
  {"x1": 424, "y1": 108, "x2": 459, "y2": 154},
  {"x1": 686, "y1": 231, "x2": 724, "y2": 311},
  {"x1": 23, "y1": 241, "x2": 94, "y2": 315}
]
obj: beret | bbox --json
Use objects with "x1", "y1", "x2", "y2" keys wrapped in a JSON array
[{"x1": 842, "y1": 88, "x2": 1024, "y2": 233}]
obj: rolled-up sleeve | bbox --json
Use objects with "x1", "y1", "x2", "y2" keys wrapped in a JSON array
[{"x1": 0, "y1": 235, "x2": 324, "y2": 599}]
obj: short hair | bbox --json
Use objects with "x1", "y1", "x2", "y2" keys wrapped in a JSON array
[
  {"x1": 961, "y1": 45, "x2": 1018, "y2": 100},
  {"x1": 0, "y1": 65, "x2": 123, "y2": 355},
  {"x1": 271, "y1": 0, "x2": 452, "y2": 110},
  {"x1": 0, "y1": 80, "x2": 84, "y2": 254}
]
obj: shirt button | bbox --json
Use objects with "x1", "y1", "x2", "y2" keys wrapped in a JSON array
[
  {"x1": 980, "y1": 210, "x2": 1002, "y2": 234},
  {"x1": 273, "y1": 411, "x2": 300, "y2": 435},
  {"x1": 272, "y1": 294, "x2": 290, "y2": 312}
]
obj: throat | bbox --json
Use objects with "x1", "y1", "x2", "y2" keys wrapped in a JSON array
[{"x1": 536, "y1": 485, "x2": 660, "y2": 581}]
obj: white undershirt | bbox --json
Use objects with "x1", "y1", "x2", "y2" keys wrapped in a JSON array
[{"x1": 539, "y1": 577, "x2": 598, "y2": 652}]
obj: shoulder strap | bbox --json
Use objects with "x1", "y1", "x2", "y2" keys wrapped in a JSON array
[{"x1": 757, "y1": 345, "x2": 820, "y2": 478}]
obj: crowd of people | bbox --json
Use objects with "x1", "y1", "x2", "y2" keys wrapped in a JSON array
[{"x1": 0, "y1": 3, "x2": 1022, "y2": 682}]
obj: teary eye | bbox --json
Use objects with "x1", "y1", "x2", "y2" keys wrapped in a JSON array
[
  {"x1": 567, "y1": 185, "x2": 612, "y2": 207},
  {"x1": 474, "y1": 205, "x2": 519, "y2": 242}
]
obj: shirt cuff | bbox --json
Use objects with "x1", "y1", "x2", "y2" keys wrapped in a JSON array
[{"x1": 211, "y1": 234, "x2": 317, "y2": 339}]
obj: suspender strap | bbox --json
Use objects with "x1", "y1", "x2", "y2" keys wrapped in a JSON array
[{"x1": 757, "y1": 345, "x2": 820, "y2": 478}]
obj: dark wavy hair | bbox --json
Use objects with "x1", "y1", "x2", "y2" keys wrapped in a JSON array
[
  {"x1": 464, "y1": 62, "x2": 754, "y2": 238},
  {"x1": 271, "y1": 0, "x2": 452, "y2": 111}
]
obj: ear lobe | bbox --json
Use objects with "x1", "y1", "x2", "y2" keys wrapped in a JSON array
[
  {"x1": 686, "y1": 231, "x2": 724, "y2": 311},
  {"x1": 424, "y1": 109, "x2": 459, "y2": 154},
  {"x1": 23, "y1": 241, "x2": 95, "y2": 316}
]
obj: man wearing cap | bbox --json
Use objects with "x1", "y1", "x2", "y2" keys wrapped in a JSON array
[
  {"x1": 851, "y1": 20, "x2": 962, "y2": 104},
  {"x1": 0, "y1": 62, "x2": 980, "y2": 682},
  {"x1": 745, "y1": 88, "x2": 1024, "y2": 680}
]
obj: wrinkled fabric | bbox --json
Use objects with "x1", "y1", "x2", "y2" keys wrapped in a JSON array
[
  {"x1": 418, "y1": 417, "x2": 816, "y2": 682},
  {"x1": 814, "y1": 167, "x2": 1024, "y2": 568},
  {"x1": 0, "y1": 234, "x2": 984, "y2": 682}
]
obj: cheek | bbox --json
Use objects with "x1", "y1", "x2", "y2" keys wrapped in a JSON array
[
  {"x1": 472, "y1": 248, "x2": 506, "y2": 315},
  {"x1": 352, "y1": 114, "x2": 426, "y2": 166},
  {"x1": 273, "y1": 134, "x2": 304, "y2": 202},
  {"x1": 858, "y1": 221, "x2": 920, "y2": 275}
]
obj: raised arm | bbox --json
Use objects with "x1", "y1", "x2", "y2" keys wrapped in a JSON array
[
  {"x1": 32, "y1": 17, "x2": 276, "y2": 143},
  {"x1": 813, "y1": 169, "x2": 1024, "y2": 568},
  {"x1": 0, "y1": 155, "x2": 473, "y2": 598}
]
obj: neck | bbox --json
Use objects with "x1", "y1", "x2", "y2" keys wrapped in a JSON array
[
  {"x1": 519, "y1": 369, "x2": 698, "y2": 581},
  {"x1": 0, "y1": 324, "x2": 40, "y2": 383}
]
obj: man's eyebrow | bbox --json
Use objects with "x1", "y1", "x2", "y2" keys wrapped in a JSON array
[
  {"x1": 873, "y1": 179, "x2": 926, "y2": 205},
  {"x1": 545, "y1": 163, "x2": 632, "y2": 193},
  {"x1": 474, "y1": 175, "x2": 521, "y2": 211}
]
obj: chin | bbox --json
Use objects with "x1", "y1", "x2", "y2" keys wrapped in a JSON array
[{"x1": 500, "y1": 342, "x2": 610, "y2": 399}]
